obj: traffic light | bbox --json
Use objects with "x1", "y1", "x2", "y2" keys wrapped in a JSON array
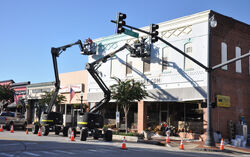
[
  {"x1": 200, "y1": 102, "x2": 217, "y2": 108},
  {"x1": 116, "y1": 12, "x2": 126, "y2": 34},
  {"x1": 150, "y1": 24, "x2": 159, "y2": 43}
]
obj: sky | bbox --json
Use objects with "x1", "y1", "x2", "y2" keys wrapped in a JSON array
[{"x1": 0, "y1": 0, "x2": 249, "y2": 84}]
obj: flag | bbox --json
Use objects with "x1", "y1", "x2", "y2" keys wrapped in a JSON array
[
  {"x1": 69, "y1": 87, "x2": 75, "y2": 103},
  {"x1": 14, "y1": 93, "x2": 18, "y2": 103}
]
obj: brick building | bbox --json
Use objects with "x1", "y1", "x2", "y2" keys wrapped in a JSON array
[
  {"x1": 209, "y1": 11, "x2": 250, "y2": 138},
  {"x1": 88, "y1": 10, "x2": 249, "y2": 140}
]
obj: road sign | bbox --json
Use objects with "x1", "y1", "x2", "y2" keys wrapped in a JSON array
[
  {"x1": 217, "y1": 95, "x2": 230, "y2": 107},
  {"x1": 116, "y1": 112, "x2": 120, "y2": 123},
  {"x1": 124, "y1": 28, "x2": 139, "y2": 38}
]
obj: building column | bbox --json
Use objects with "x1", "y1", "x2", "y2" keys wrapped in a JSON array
[{"x1": 138, "y1": 101, "x2": 147, "y2": 133}]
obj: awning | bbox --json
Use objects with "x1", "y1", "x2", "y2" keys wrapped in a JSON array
[
  {"x1": 7, "y1": 102, "x2": 17, "y2": 108},
  {"x1": 7, "y1": 100, "x2": 25, "y2": 108}
]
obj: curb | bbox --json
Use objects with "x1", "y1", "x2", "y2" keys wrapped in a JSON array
[{"x1": 137, "y1": 139, "x2": 165, "y2": 146}]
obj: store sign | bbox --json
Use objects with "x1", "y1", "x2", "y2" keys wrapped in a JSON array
[
  {"x1": 59, "y1": 84, "x2": 83, "y2": 93},
  {"x1": 217, "y1": 95, "x2": 230, "y2": 107}
]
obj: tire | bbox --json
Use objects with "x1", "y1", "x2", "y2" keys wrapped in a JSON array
[
  {"x1": 55, "y1": 126, "x2": 60, "y2": 135},
  {"x1": 32, "y1": 124, "x2": 39, "y2": 134},
  {"x1": 103, "y1": 130, "x2": 112, "y2": 142},
  {"x1": 80, "y1": 128, "x2": 88, "y2": 141},
  {"x1": 6, "y1": 122, "x2": 14, "y2": 131},
  {"x1": 93, "y1": 129, "x2": 100, "y2": 140},
  {"x1": 6, "y1": 124, "x2": 10, "y2": 131},
  {"x1": 22, "y1": 123, "x2": 27, "y2": 131},
  {"x1": 62, "y1": 127, "x2": 68, "y2": 137},
  {"x1": 41, "y1": 126, "x2": 49, "y2": 136}
]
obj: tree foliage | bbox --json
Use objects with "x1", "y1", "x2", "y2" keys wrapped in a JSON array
[
  {"x1": 39, "y1": 90, "x2": 66, "y2": 109},
  {"x1": 0, "y1": 85, "x2": 14, "y2": 102},
  {"x1": 110, "y1": 77, "x2": 148, "y2": 133}
]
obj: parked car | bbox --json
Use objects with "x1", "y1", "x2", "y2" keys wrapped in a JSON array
[{"x1": 0, "y1": 112, "x2": 27, "y2": 130}]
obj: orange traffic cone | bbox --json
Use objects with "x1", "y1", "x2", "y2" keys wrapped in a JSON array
[
  {"x1": 37, "y1": 128, "x2": 41, "y2": 136},
  {"x1": 121, "y1": 137, "x2": 127, "y2": 150},
  {"x1": 0, "y1": 125, "x2": 3, "y2": 132},
  {"x1": 166, "y1": 134, "x2": 170, "y2": 144},
  {"x1": 70, "y1": 130, "x2": 75, "y2": 141},
  {"x1": 10, "y1": 125, "x2": 14, "y2": 133},
  {"x1": 26, "y1": 128, "x2": 29, "y2": 135},
  {"x1": 220, "y1": 138, "x2": 224, "y2": 150},
  {"x1": 180, "y1": 139, "x2": 184, "y2": 150}
]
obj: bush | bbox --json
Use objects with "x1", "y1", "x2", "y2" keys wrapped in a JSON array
[{"x1": 113, "y1": 131, "x2": 139, "y2": 137}]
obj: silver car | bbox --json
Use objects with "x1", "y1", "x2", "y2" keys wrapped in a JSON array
[{"x1": 0, "y1": 112, "x2": 27, "y2": 130}]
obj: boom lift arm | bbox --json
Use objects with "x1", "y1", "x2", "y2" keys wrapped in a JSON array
[
  {"x1": 85, "y1": 43, "x2": 134, "y2": 113},
  {"x1": 46, "y1": 40, "x2": 85, "y2": 114}
]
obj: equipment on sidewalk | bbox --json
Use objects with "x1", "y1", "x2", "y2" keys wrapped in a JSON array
[
  {"x1": 70, "y1": 130, "x2": 75, "y2": 141},
  {"x1": 26, "y1": 128, "x2": 29, "y2": 135},
  {"x1": 180, "y1": 139, "x2": 184, "y2": 150},
  {"x1": 32, "y1": 40, "x2": 93, "y2": 137},
  {"x1": 10, "y1": 125, "x2": 14, "y2": 133},
  {"x1": 220, "y1": 138, "x2": 224, "y2": 150},
  {"x1": 121, "y1": 137, "x2": 127, "y2": 150}
]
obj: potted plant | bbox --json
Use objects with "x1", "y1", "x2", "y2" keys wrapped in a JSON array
[{"x1": 143, "y1": 127, "x2": 153, "y2": 140}]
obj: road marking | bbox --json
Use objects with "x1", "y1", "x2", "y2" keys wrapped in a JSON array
[
  {"x1": 22, "y1": 152, "x2": 40, "y2": 156},
  {"x1": 23, "y1": 142, "x2": 38, "y2": 145},
  {"x1": 0, "y1": 143, "x2": 20, "y2": 146},
  {"x1": 39, "y1": 151, "x2": 57, "y2": 155},
  {"x1": 54, "y1": 150, "x2": 75, "y2": 155},
  {"x1": 100, "y1": 148, "x2": 117, "y2": 152},
  {"x1": 0, "y1": 153, "x2": 14, "y2": 157},
  {"x1": 89, "y1": 149, "x2": 97, "y2": 152}
]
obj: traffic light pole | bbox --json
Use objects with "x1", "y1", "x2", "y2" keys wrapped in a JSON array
[{"x1": 111, "y1": 17, "x2": 250, "y2": 147}]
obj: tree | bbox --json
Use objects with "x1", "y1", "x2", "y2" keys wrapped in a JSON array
[
  {"x1": 0, "y1": 85, "x2": 14, "y2": 102},
  {"x1": 39, "y1": 90, "x2": 66, "y2": 112},
  {"x1": 110, "y1": 77, "x2": 148, "y2": 133}
]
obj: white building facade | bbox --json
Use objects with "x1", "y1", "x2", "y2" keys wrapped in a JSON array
[{"x1": 88, "y1": 11, "x2": 211, "y2": 135}]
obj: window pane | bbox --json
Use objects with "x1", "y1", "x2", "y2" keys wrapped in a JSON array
[
  {"x1": 143, "y1": 60, "x2": 150, "y2": 73},
  {"x1": 162, "y1": 57, "x2": 168, "y2": 70},
  {"x1": 126, "y1": 61, "x2": 132, "y2": 75},
  {"x1": 162, "y1": 47, "x2": 171, "y2": 71},
  {"x1": 236, "y1": 47, "x2": 242, "y2": 73},
  {"x1": 221, "y1": 42, "x2": 228, "y2": 70},
  {"x1": 184, "y1": 43, "x2": 193, "y2": 70}
]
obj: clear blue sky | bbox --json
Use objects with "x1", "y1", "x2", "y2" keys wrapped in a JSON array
[{"x1": 0, "y1": 0, "x2": 249, "y2": 84}]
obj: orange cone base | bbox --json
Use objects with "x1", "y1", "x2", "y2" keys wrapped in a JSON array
[
  {"x1": 38, "y1": 129, "x2": 41, "y2": 136},
  {"x1": 70, "y1": 131, "x2": 75, "y2": 141},
  {"x1": 166, "y1": 138, "x2": 170, "y2": 143},
  {"x1": 180, "y1": 145, "x2": 184, "y2": 150},
  {"x1": 220, "y1": 146, "x2": 224, "y2": 150},
  {"x1": 70, "y1": 136, "x2": 75, "y2": 141},
  {"x1": 121, "y1": 143, "x2": 127, "y2": 150},
  {"x1": 10, "y1": 126, "x2": 14, "y2": 133}
]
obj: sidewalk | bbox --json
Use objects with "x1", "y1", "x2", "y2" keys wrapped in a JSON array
[{"x1": 139, "y1": 135, "x2": 250, "y2": 154}]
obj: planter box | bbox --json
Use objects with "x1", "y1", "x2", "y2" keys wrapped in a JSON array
[
  {"x1": 112, "y1": 135, "x2": 138, "y2": 142},
  {"x1": 178, "y1": 132, "x2": 201, "y2": 140}
]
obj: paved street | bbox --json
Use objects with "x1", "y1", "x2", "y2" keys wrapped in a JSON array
[{"x1": 0, "y1": 130, "x2": 245, "y2": 157}]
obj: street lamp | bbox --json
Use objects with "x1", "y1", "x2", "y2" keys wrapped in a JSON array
[
  {"x1": 80, "y1": 91, "x2": 84, "y2": 112},
  {"x1": 205, "y1": 13, "x2": 217, "y2": 147}
]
